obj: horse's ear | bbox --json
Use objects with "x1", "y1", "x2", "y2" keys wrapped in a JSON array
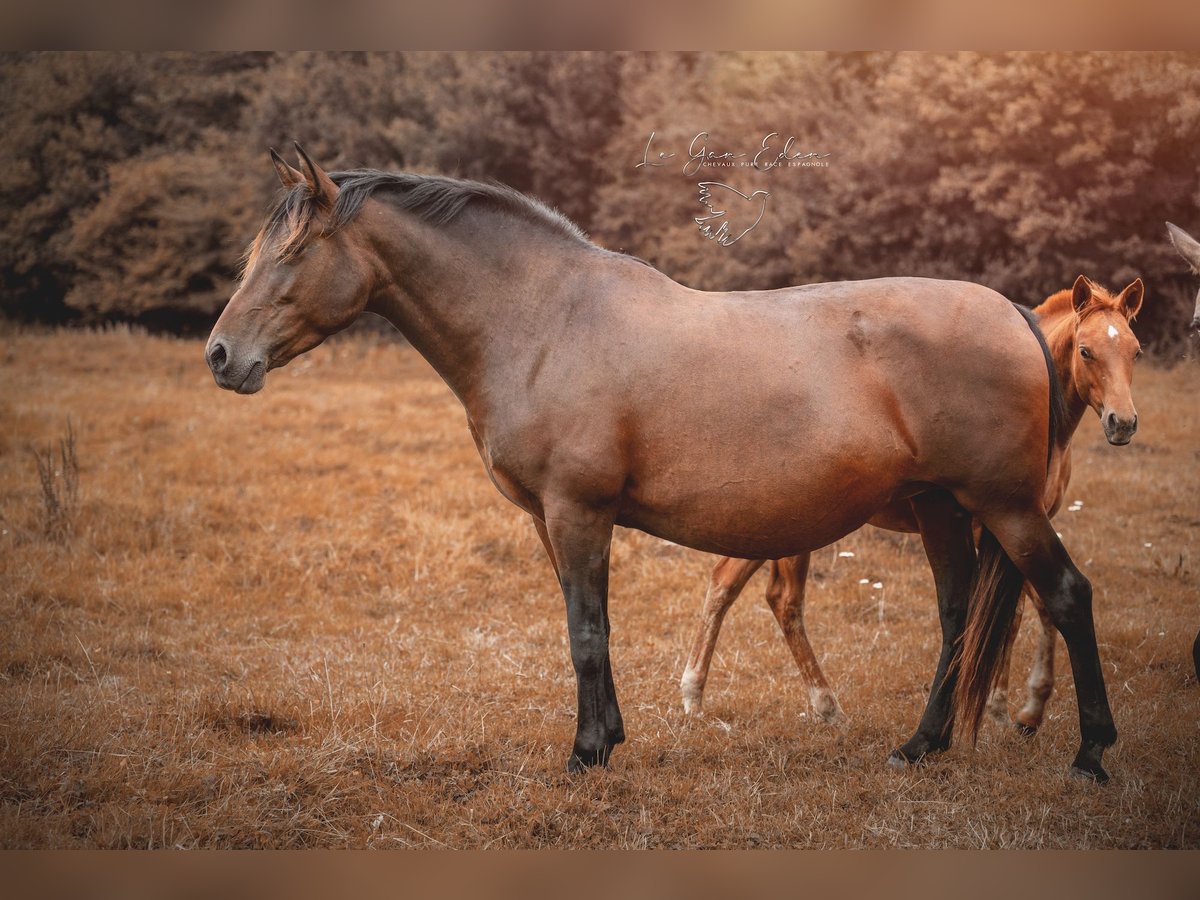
[
  {"x1": 1117, "y1": 277, "x2": 1144, "y2": 321},
  {"x1": 1166, "y1": 222, "x2": 1200, "y2": 274},
  {"x1": 293, "y1": 142, "x2": 338, "y2": 207},
  {"x1": 269, "y1": 147, "x2": 303, "y2": 188},
  {"x1": 1071, "y1": 275, "x2": 1093, "y2": 314}
]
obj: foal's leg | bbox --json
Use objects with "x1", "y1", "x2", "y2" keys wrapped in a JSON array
[
  {"x1": 889, "y1": 491, "x2": 977, "y2": 767},
  {"x1": 680, "y1": 557, "x2": 764, "y2": 714},
  {"x1": 983, "y1": 511, "x2": 1117, "y2": 781},
  {"x1": 542, "y1": 502, "x2": 624, "y2": 772},
  {"x1": 985, "y1": 593, "x2": 1025, "y2": 726},
  {"x1": 763, "y1": 555, "x2": 845, "y2": 723},
  {"x1": 1014, "y1": 591, "x2": 1057, "y2": 735}
]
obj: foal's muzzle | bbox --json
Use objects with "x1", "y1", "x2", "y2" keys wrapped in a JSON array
[{"x1": 1102, "y1": 410, "x2": 1138, "y2": 445}]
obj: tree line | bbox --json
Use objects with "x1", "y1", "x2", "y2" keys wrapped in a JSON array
[{"x1": 2, "y1": 51, "x2": 1198, "y2": 353}]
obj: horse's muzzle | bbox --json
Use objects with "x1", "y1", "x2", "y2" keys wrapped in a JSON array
[
  {"x1": 207, "y1": 339, "x2": 266, "y2": 394},
  {"x1": 1103, "y1": 410, "x2": 1137, "y2": 445}
]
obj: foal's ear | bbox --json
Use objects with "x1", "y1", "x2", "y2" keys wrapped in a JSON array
[
  {"x1": 1166, "y1": 222, "x2": 1200, "y2": 274},
  {"x1": 293, "y1": 142, "x2": 339, "y2": 207},
  {"x1": 1117, "y1": 277, "x2": 1144, "y2": 321},
  {"x1": 269, "y1": 147, "x2": 304, "y2": 188},
  {"x1": 1071, "y1": 275, "x2": 1093, "y2": 314}
]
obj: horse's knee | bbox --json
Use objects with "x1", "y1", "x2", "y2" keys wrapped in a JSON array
[
  {"x1": 568, "y1": 625, "x2": 608, "y2": 677},
  {"x1": 704, "y1": 584, "x2": 732, "y2": 613}
]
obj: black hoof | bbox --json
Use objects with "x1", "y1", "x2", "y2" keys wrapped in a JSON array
[
  {"x1": 890, "y1": 733, "x2": 949, "y2": 768},
  {"x1": 1015, "y1": 721, "x2": 1039, "y2": 738},
  {"x1": 565, "y1": 741, "x2": 619, "y2": 773},
  {"x1": 1069, "y1": 742, "x2": 1111, "y2": 784},
  {"x1": 1068, "y1": 764, "x2": 1109, "y2": 785}
]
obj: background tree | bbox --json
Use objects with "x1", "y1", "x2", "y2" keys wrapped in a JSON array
[{"x1": 1, "y1": 51, "x2": 1197, "y2": 352}]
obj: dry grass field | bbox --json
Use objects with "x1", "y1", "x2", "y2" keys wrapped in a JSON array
[{"x1": 1, "y1": 325, "x2": 1198, "y2": 848}]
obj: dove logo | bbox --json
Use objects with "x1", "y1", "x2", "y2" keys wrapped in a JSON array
[{"x1": 695, "y1": 182, "x2": 769, "y2": 247}]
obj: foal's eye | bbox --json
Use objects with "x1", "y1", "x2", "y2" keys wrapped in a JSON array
[
  {"x1": 1134, "y1": 348, "x2": 1143, "y2": 361},
  {"x1": 1079, "y1": 346, "x2": 1092, "y2": 360}
]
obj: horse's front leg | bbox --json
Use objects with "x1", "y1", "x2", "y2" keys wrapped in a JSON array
[{"x1": 543, "y1": 500, "x2": 624, "y2": 772}]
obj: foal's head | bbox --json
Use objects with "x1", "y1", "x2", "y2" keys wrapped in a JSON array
[
  {"x1": 206, "y1": 145, "x2": 374, "y2": 394},
  {"x1": 1064, "y1": 275, "x2": 1144, "y2": 445}
]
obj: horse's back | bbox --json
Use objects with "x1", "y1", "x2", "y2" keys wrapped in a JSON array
[{"x1": 605, "y1": 277, "x2": 1053, "y2": 557}]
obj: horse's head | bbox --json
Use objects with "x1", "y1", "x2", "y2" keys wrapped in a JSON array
[
  {"x1": 206, "y1": 145, "x2": 374, "y2": 394},
  {"x1": 1067, "y1": 275, "x2": 1144, "y2": 445},
  {"x1": 1166, "y1": 222, "x2": 1200, "y2": 332}
]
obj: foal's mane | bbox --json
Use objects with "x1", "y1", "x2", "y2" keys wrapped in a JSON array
[
  {"x1": 1032, "y1": 281, "x2": 1123, "y2": 352},
  {"x1": 243, "y1": 169, "x2": 589, "y2": 275}
]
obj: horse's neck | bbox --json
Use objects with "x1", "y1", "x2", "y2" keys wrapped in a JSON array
[
  {"x1": 361, "y1": 203, "x2": 597, "y2": 408},
  {"x1": 1037, "y1": 306, "x2": 1089, "y2": 446}
]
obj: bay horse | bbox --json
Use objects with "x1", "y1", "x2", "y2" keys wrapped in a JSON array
[
  {"x1": 1166, "y1": 221, "x2": 1200, "y2": 679},
  {"x1": 679, "y1": 277, "x2": 1145, "y2": 736},
  {"x1": 206, "y1": 145, "x2": 1117, "y2": 780}
]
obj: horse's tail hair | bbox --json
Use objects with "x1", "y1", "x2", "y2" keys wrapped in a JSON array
[
  {"x1": 949, "y1": 303, "x2": 1067, "y2": 744},
  {"x1": 950, "y1": 527, "x2": 1026, "y2": 743}
]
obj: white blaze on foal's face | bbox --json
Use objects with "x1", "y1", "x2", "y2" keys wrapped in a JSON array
[{"x1": 1108, "y1": 324, "x2": 1119, "y2": 340}]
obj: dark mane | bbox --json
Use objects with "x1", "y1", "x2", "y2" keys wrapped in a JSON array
[{"x1": 247, "y1": 169, "x2": 588, "y2": 272}]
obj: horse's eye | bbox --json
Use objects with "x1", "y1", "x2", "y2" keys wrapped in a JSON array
[
  {"x1": 1079, "y1": 346, "x2": 1092, "y2": 360},
  {"x1": 1135, "y1": 348, "x2": 1143, "y2": 361}
]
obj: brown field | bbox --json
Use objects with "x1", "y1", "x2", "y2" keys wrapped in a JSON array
[{"x1": 1, "y1": 326, "x2": 1198, "y2": 849}]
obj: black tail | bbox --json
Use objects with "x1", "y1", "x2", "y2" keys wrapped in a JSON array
[{"x1": 950, "y1": 303, "x2": 1068, "y2": 743}]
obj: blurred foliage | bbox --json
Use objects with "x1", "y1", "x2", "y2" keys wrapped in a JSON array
[{"x1": 1, "y1": 51, "x2": 1198, "y2": 350}]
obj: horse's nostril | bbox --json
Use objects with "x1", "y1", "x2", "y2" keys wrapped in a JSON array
[
  {"x1": 1105, "y1": 411, "x2": 1116, "y2": 429},
  {"x1": 208, "y1": 341, "x2": 228, "y2": 373}
]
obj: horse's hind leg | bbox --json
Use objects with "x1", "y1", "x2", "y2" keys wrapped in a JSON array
[
  {"x1": 541, "y1": 501, "x2": 625, "y2": 772},
  {"x1": 680, "y1": 557, "x2": 763, "y2": 714},
  {"x1": 763, "y1": 554, "x2": 844, "y2": 723},
  {"x1": 889, "y1": 490, "x2": 977, "y2": 766},
  {"x1": 980, "y1": 510, "x2": 1116, "y2": 781},
  {"x1": 1014, "y1": 592, "x2": 1057, "y2": 735}
]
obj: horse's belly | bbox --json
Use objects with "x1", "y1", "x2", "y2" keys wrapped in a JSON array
[{"x1": 615, "y1": 448, "x2": 912, "y2": 558}]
